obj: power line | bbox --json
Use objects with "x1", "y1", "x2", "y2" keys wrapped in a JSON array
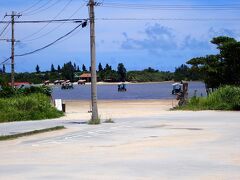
[
  {"x1": 0, "y1": 57, "x2": 11, "y2": 65},
  {"x1": 0, "y1": 22, "x2": 10, "y2": 37},
  {"x1": 22, "y1": 0, "x2": 54, "y2": 16},
  {"x1": 0, "y1": 22, "x2": 86, "y2": 65},
  {"x1": 95, "y1": 18, "x2": 240, "y2": 21},
  {"x1": 1, "y1": 16, "x2": 240, "y2": 24},
  {"x1": 23, "y1": 0, "x2": 60, "y2": 16},
  {"x1": 20, "y1": 0, "x2": 73, "y2": 41},
  {"x1": 20, "y1": 2, "x2": 87, "y2": 43},
  {"x1": 103, "y1": 2, "x2": 240, "y2": 7},
  {"x1": 20, "y1": 0, "x2": 43, "y2": 14},
  {"x1": 15, "y1": 22, "x2": 85, "y2": 57},
  {"x1": 0, "y1": 19, "x2": 87, "y2": 24},
  {"x1": 101, "y1": 3, "x2": 240, "y2": 10}
]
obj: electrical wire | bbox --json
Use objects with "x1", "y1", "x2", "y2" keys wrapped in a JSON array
[
  {"x1": 0, "y1": 22, "x2": 10, "y2": 37},
  {"x1": 101, "y1": 3, "x2": 240, "y2": 10},
  {"x1": 95, "y1": 18, "x2": 240, "y2": 21},
  {"x1": 15, "y1": 22, "x2": 84, "y2": 57},
  {"x1": 23, "y1": 0, "x2": 60, "y2": 16},
  {"x1": 20, "y1": 0, "x2": 73, "y2": 41},
  {"x1": 0, "y1": 28, "x2": 10, "y2": 39},
  {"x1": 0, "y1": 57, "x2": 11, "y2": 65},
  {"x1": 0, "y1": 19, "x2": 86, "y2": 24},
  {"x1": 20, "y1": 19, "x2": 85, "y2": 23},
  {"x1": 0, "y1": 22, "x2": 84, "y2": 65},
  {"x1": 20, "y1": 0, "x2": 43, "y2": 14},
  {"x1": 20, "y1": 2, "x2": 87, "y2": 43},
  {"x1": 22, "y1": 0, "x2": 54, "y2": 16}
]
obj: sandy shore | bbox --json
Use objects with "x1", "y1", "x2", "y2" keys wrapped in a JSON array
[
  {"x1": 45, "y1": 81, "x2": 175, "y2": 87},
  {"x1": 61, "y1": 99, "x2": 178, "y2": 120}
]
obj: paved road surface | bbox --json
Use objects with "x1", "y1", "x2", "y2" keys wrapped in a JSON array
[{"x1": 0, "y1": 111, "x2": 240, "y2": 180}]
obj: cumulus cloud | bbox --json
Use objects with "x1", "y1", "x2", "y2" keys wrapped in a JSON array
[
  {"x1": 208, "y1": 27, "x2": 239, "y2": 39},
  {"x1": 121, "y1": 23, "x2": 177, "y2": 54},
  {"x1": 181, "y1": 35, "x2": 212, "y2": 50}
]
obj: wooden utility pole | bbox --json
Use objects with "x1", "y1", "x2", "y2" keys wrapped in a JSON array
[
  {"x1": 5, "y1": 11, "x2": 21, "y2": 87},
  {"x1": 89, "y1": 0, "x2": 99, "y2": 120}
]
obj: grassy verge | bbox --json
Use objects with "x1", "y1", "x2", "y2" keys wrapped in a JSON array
[
  {"x1": 0, "y1": 126, "x2": 65, "y2": 141},
  {"x1": 0, "y1": 93, "x2": 64, "y2": 123},
  {"x1": 88, "y1": 118, "x2": 101, "y2": 125},
  {"x1": 177, "y1": 86, "x2": 240, "y2": 111},
  {"x1": 103, "y1": 118, "x2": 114, "y2": 123}
]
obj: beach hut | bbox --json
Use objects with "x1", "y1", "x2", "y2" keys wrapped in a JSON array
[{"x1": 79, "y1": 73, "x2": 92, "y2": 82}]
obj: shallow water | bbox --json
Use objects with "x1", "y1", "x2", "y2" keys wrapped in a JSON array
[{"x1": 52, "y1": 82, "x2": 206, "y2": 100}]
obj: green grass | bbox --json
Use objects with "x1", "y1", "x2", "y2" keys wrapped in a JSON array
[
  {"x1": 88, "y1": 118, "x2": 101, "y2": 125},
  {"x1": 103, "y1": 118, "x2": 114, "y2": 123},
  {"x1": 178, "y1": 86, "x2": 240, "y2": 111},
  {"x1": 0, "y1": 93, "x2": 64, "y2": 123},
  {"x1": 0, "y1": 126, "x2": 65, "y2": 141}
]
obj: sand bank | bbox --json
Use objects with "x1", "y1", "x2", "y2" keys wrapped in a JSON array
[{"x1": 61, "y1": 99, "x2": 178, "y2": 120}]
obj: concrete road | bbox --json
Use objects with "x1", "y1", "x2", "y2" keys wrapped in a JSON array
[{"x1": 0, "y1": 111, "x2": 240, "y2": 180}]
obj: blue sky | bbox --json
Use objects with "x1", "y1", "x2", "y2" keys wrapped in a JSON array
[{"x1": 0, "y1": 0, "x2": 240, "y2": 72}]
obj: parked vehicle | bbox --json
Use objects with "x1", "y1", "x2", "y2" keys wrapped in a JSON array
[{"x1": 172, "y1": 83, "x2": 182, "y2": 95}]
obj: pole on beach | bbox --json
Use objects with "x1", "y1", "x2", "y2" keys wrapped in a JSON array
[{"x1": 89, "y1": 0, "x2": 99, "y2": 121}]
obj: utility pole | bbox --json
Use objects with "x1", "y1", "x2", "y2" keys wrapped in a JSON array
[
  {"x1": 4, "y1": 11, "x2": 21, "y2": 87},
  {"x1": 88, "y1": 0, "x2": 99, "y2": 121}
]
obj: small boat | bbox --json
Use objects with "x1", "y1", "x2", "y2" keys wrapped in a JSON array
[
  {"x1": 78, "y1": 79, "x2": 86, "y2": 85},
  {"x1": 118, "y1": 83, "x2": 127, "y2": 92},
  {"x1": 61, "y1": 82, "x2": 74, "y2": 89}
]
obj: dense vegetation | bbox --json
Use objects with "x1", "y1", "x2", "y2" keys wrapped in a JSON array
[
  {"x1": 0, "y1": 79, "x2": 63, "y2": 122},
  {"x1": 0, "y1": 93, "x2": 63, "y2": 123},
  {"x1": 176, "y1": 36, "x2": 240, "y2": 111},
  {"x1": 127, "y1": 68, "x2": 173, "y2": 82},
  {"x1": 1, "y1": 62, "x2": 175, "y2": 84},
  {"x1": 0, "y1": 85, "x2": 51, "y2": 98},
  {"x1": 178, "y1": 86, "x2": 240, "y2": 111},
  {"x1": 186, "y1": 36, "x2": 240, "y2": 89}
]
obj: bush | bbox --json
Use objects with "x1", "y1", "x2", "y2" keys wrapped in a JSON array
[
  {"x1": 0, "y1": 93, "x2": 63, "y2": 122},
  {"x1": 0, "y1": 85, "x2": 51, "y2": 98},
  {"x1": 179, "y1": 86, "x2": 240, "y2": 111}
]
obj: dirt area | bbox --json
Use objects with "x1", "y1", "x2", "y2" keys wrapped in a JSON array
[{"x1": 61, "y1": 99, "x2": 178, "y2": 120}]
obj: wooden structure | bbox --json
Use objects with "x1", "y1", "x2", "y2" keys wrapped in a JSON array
[{"x1": 80, "y1": 73, "x2": 92, "y2": 82}]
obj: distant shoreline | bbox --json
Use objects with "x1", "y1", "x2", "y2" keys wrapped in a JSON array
[{"x1": 46, "y1": 81, "x2": 204, "y2": 86}]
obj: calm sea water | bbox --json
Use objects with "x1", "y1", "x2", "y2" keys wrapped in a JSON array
[{"x1": 52, "y1": 82, "x2": 206, "y2": 100}]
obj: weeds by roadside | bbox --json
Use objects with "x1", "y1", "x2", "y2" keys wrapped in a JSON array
[
  {"x1": 103, "y1": 118, "x2": 114, "y2": 123},
  {"x1": 88, "y1": 118, "x2": 101, "y2": 125},
  {"x1": 0, "y1": 93, "x2": 63, "y2": 123},
  {"x1": 176, "y1": 86, "x2": 240, "y2": 111}
]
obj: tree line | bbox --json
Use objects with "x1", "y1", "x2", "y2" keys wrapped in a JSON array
[{"x1": 0, "y1": 62, "x2": 174, "y2": 84}]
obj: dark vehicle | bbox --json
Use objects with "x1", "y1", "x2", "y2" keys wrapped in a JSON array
[
  {"x1": 172, "y1": 83, "x2": 182, "y2": 95},
  {"x1": 118, "y1": 83, "x2": 127, "y2": 92},
  {"x1": 61, "y1": 82, "x2": 74, "y2": 89}
]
